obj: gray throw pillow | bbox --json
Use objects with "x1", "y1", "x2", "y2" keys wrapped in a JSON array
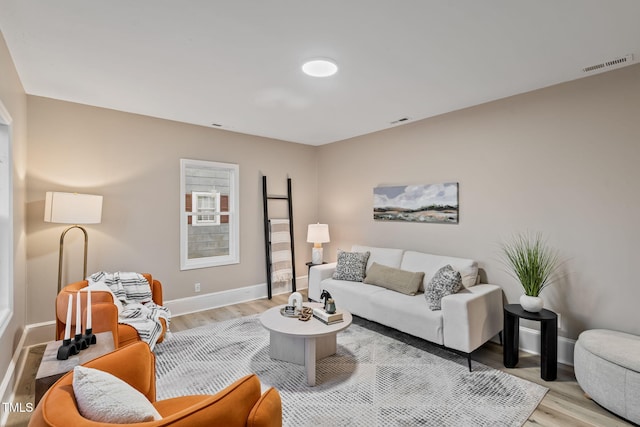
[
  {"x1": 332, "y1": 250, "x2": 370, "y2": 282},
  {"x1": 424, "y1": 264, "x2": 462, "y2": 310}
]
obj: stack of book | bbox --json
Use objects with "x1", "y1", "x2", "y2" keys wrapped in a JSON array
[{"x1": 312, "y1": 307, "x2": 343, "y2": 325}]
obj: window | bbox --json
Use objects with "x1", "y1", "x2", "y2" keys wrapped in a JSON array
[
  {"x1": 0, "y1": 100, "x2": 13, "y2": 334},
  {"x1": 191, "y1": 191, "x2": 220, "y2": 226},
  {"x1": 180, "y1": 159, "x2": 239, "y2": 270}
]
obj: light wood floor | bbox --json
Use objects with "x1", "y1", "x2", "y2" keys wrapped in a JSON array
[{"x1": 7, "y1": 290, "x2": 632, "y2": 427}]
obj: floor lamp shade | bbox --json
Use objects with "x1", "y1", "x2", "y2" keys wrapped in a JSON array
[
  {"x1": 44, "y1": 192, "x2": 103, "y2": 224},
  {"x1": 44, "y1": 192, "x2": 103, "y2": 293},
  {"x1": 307, "y1": 224, "x2": 330, "y2": 264}
]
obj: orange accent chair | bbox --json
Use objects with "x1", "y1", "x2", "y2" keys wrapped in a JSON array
[
  {"x1": 55, "y1": 273, "x2": 167, "y2": 348},
  {"x1": 29, "y1": 341, "x2": 283, "y2": 427}
]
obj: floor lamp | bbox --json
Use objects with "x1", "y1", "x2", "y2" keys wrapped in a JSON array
[{"x1": 44, "y1": 192, "x2": 103, "y2": 293}]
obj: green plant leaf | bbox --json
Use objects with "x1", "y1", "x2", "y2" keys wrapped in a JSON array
[{"x1": 500, "y1": 232, "x2": 560, "y2": 296}]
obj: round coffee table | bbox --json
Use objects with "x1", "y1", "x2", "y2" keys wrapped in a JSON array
[{"x1": 260, "y1": 302, "x2": 352, "y2": 386}]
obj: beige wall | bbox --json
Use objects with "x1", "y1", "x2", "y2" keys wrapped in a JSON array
[
  {"x1": 317, "y1": 63, "x2": 640, "y2": 340},
  {"x1": 26, "y1": 97, "x2": 318, "y2": 324},
  {"x1": 0, "y1": 31, "x2": 28, "y2": 393}
]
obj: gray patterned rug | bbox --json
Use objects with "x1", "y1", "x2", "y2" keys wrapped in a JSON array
[{"x1": 154, "y1": 314, "x2": 547, "y2": 426}]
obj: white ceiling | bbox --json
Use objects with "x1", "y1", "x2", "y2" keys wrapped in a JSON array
[{"x1": 1, "y1": 1, "x2": 639, "y2": 145}]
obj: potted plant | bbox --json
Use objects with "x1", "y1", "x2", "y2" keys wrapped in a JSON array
[{"x1": 500, "y1": 232, "x2": 561, "y2": 312}]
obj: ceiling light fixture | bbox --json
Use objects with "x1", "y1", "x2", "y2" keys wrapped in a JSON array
[{"x1": 302, "y1": 58, "x2": 338, "y2": 77}]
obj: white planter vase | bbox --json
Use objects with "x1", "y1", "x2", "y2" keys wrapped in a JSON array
[{"x1": 520, "y1": 294, "x2": 544, "y2": 313}]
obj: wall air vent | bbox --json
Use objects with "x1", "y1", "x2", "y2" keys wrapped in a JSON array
[{"x1": 582, "y1": 54, "x2": 633, "y2": 73}]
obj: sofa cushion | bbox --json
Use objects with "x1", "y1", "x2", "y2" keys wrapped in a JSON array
[
  {"x1": 73, "y1": 365, "x2": 162, "y2": 423},
  {"x1": 424, "y1": 265, "x2": 463, "y2": 310},
  {"x1": 363, "y1": 262, "x2": 424, "y2": 295},
  {"x1": 369, "y1": 290, "x2": 444, "y2": 345},
  {"x1": 400, "y1": 251, "x2": 478, "y2": 291},
  {"x1": 352, "y1": 245, "x2": 404, "y2": 270},
  {"x1": 319, "y1": 278, "x2": 388, "y2": 320},
  {"x1": 333, "y1": 250, "x2": 370, "y2": 282}
]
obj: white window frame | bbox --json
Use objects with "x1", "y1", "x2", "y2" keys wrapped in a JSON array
[
  {"x1": 0, "y1": 100, "x2": 14, "y2": 336},
  {"x1": 191, "y1": 191, "x2": 220, "y2": 226},
  {"x1": 180, "y1": 159, "x2": 239, "y2": 270}
]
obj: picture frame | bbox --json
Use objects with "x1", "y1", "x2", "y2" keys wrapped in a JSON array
[{"x1": 373, "y1": 182, "x2": 459, "y2": 223}]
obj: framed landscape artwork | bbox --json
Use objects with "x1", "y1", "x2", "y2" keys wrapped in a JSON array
[{"x1": 373, "y1": 182, "x2": 459, "y2": 223}]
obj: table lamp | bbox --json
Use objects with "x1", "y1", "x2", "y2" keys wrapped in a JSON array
[
  {"x1": 306, "y1": 223, "x2": 330, "y2": 265},
  {"x1": 44, "y1": 191, "x2": 103, "y2": 293}
]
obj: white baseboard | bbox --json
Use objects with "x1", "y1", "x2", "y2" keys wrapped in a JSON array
[
  {"x1": 0, "y1": 326, "x2": 29, "y2": 427},
  {"x1": 164, "y1": 280, "x2": 307, "y2": 317},
  {"x1": 517, "y1": 325, "x2": 575, "y2": 366}
]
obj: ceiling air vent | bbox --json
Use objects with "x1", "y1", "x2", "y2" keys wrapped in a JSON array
[
  {"x1": 582, "y1": 54, "x2": 633, "y2": 73},
  {"x1": 390, "y1": 117, "x2": 410, "y2": 125}
]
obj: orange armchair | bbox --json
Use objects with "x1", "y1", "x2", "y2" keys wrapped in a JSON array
[
  {"x1": 55, "y1": 273, "x2": 167, "y2": 348},
  {"x1": 29, "y1": 341, "x2": 283, "y2": 427}
]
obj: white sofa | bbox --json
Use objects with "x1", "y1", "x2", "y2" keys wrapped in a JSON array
[{"x1": 308, "y1": 245, "x2": 504, "y2": 370}]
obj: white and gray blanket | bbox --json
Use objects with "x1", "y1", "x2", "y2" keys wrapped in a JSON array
[
  {"x1": 88, "y1": 271, "x2": 171, "y2": 350},
  {"x1": 269, "y1": 219, "x2": 293, "y2": 284}
]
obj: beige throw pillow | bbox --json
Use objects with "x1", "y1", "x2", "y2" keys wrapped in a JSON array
[{"x1": 363, "y1": 262, "x2": 425, "y2": 295}]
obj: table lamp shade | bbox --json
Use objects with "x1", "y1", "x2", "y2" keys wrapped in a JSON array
[
  {"x1": 306, "y1": 224, "x2": 330, "y2": 244},
  {"x1": 307, "y1": 224, "x2": 329, "y2": 265},
  {"x1": 44, "y1": 192, "x2": 103, "y2": 224}
]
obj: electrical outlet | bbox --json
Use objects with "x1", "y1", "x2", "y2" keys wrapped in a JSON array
[
  {"x1": 557, "y1": 313, "x2": 562, "y2": 329},
  {"x1": 194, "y1": 282, "x2": 201, "y2": 293}
]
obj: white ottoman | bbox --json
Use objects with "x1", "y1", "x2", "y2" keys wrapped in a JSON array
[{"x1": 574, "y1": 329, "x2": 640, "y2": 424}]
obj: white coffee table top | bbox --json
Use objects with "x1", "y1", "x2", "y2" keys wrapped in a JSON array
[{"x1": 260, "y1": 302, "x2": 352, "y2": 338}]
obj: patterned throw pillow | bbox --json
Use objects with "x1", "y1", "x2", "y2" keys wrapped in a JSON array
[
  {"x1": 424, "y1": 264, "x2": 462, "y2": 310},
  {"x1": 332, "y1": 250, "x2": 371, "y2": 282}
]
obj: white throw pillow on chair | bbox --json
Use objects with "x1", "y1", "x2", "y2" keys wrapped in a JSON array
[{"x1": 72, "y1": 365, "x2": 162, "y2": 423}]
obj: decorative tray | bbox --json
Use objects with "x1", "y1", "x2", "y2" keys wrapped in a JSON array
[
  {"x1": 280, "y1": 306, "x2": 313, "y2": 321},
  {"x1": 280, "y1": 307, "x2": 300, "y2": 318}
]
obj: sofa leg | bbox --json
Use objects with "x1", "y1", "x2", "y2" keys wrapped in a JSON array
[
  {"x1": 499, "y1": 331, "x2": 503, "y2": 346},
  {"x1": 467, "y1": 353, "x2": 472, "y2": 372}
]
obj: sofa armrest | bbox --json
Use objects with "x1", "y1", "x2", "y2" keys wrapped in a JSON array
[
  {"x1": 308, "y1": 262, "x2": 337, "y2": 301},
  {"x1": 441, "y1": 284, "x2": 503, "y2": 353}
]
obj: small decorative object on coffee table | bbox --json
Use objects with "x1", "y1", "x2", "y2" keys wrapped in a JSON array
[
  {"x1": 320, "y1": 289, "x2": 332, "y2": 311},
  {"x1": 312, "y1": 306, "x2": 343, "y2": 325},
  {"x1": 260, "y1": 302, "x2": 352, "y2": 386},
  {"x1": 325, "y1": 298, "x2": 336, "y2": 314},
  {"x1": 503, "y1": 303, "x2": 557, "y2": 381}
]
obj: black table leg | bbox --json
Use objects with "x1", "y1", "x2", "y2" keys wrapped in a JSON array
[
  {"x1": 540, "y1": 317, "x2": 558, "y2": 381},
  {"x1": 503, "y1": 309, "x2": 520, "y2": 368}
]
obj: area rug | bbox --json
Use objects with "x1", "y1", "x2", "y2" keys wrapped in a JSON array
[{"x1": 154, "y1": 315, "x2": 547, "y2": 426}]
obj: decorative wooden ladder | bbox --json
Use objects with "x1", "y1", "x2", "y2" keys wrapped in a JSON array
[{"x1": 262, "y1": 176, "x2": 296, "y2": 299}]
